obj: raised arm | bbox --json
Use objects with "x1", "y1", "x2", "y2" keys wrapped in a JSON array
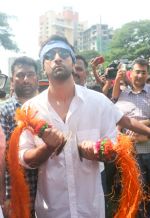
[
  {"x1": 112, "y1": 69, "x2": 124, "y2": 101},
  {"x1": 91, "y1": 56, "x2": 105, "y2": 85}
]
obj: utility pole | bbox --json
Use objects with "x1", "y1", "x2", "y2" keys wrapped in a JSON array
[{"x1": 99, "y1": 15, "x2": 102, "y2": 53}]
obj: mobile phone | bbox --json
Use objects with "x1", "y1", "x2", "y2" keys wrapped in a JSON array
[
  {"x1": 92, "y1": 56, "x2": 105, "y2": 65},
  {"x1": 120, "y1": 64, "x2": 127, "y2": 71}
]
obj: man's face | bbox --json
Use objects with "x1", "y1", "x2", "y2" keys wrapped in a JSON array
[
  {"x1": 12, "y1": 64, "x2": 38, "y2": 98},
  {"x1": 43, "y1": 47, "x2": 73, "y2": 82},
  {"x1": 73, "y1": 59, "x2": 87, "y2": 86},
  {"x1": 130, "y1": 64, "x2": 148, "y2": 89}
]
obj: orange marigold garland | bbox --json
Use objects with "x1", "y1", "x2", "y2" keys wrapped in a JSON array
[
  {"x1": 94, "y1": 135, "x2": 144, "y2": 218},
  {"x1": 114, "y1": 135, "x2": 143, "y2": 218},
  {"x1": 7, "y1": 118, "x2": 31, "y2": 218},
  {"x1": 0, "y1": 126, "x2": 6, "y2": 207},
  {"x1": 8, "y1": 107, "x2": 144, "y2": 218},
  {"x1": 7, "y1": 107, "x2": 52, "y2": 218}
]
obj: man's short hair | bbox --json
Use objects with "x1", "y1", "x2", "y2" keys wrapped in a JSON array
[
  {"x1": 11, "y1": 56, "x2": 38, "y2": 75},
  {"x1": 75, "y1": 55, "x2": 88, "y2": 69},
  {"x1": 132, "y1": 58, "x2": 149, "y2": 70}
]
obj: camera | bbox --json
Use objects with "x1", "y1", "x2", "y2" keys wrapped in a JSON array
[
  {"x1": 0, "y1": 90, "x2": 6, "y2": 98},
  {"x1": 105, "y1": 60, "x2": 120, "y2": 79},
  {"x1": 119, "y1": 59, "x2": 132, "y2": 71},
  {"x1": 0, "y1": 73, "x2": 8, "y2": 98}
]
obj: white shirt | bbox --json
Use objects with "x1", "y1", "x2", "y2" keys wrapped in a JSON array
[
  {"x1": 0, "y1": 206, "x2": 3, "y2": 218},
  {"x1": 19, "y1": 85, "x2": 123, "y2": 218}
]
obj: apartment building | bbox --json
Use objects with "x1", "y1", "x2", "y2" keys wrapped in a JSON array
[
  {"x1": 39, "y1": 8, "x2": 113, "y2": 53},
  {"x1": 79, "y1": 24, "x2": 113, "y2": 53},
  {"x1": 39, "y1": 7, "x2": 79, "y2": 46}
]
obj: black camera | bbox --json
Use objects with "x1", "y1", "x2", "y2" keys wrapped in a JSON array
[
  {"x1": 0, "y1": 73, "x2": 8, "y2": 98},
  {"x1": 105, "y1": 60, "x2": 120, "y2": 79},
  {"x1": 0, "y1": 90, "x2": 6, "y2": 98}
]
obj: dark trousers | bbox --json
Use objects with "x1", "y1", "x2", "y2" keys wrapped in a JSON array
[
  {"x1": 103, "y1": 162, "x2": 121, "y2": 218},
  {"x1": 136, "y1": 153, "x2": 150, "y2": 218}
]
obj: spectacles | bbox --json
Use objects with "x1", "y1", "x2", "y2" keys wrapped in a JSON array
[
  {"x1": 133, "y1": 69, "x2": 147, "y2": 75},
  {"x1": 16, "y1": 72, "x2": 36, "y2": 79},
  {"x1": 44, "y1": 48, "x2": 70, "y2": 61}
]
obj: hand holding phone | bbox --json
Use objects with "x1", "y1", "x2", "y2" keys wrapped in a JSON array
[{"x1": 91, "y1": 56, "x2": 105, "y2": 67}]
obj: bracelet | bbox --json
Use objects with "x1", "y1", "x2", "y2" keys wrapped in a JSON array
[
  {"x1": 94, "y1": 138, "x2": 114, "y2": 161},
  {"x1": 50, "y1": 139, "x2": 67, "y2": 159},
  {"x1": 34, "y1": 121, "x2": 52, "y2": 138},
  {"x1": 38, "y1": 123, "x2": 49, "y2": 138}
]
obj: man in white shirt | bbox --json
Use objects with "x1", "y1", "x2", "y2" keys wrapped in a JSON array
[{"x1": 18, "y1": 35, "x2": 150, "y2": 218}]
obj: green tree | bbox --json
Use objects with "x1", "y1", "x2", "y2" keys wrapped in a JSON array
[
  {"x1": 107, "y1": 20, "x2": 150, "y2": 61},
  {"x1": 78, "y1": 50, "x2": 100, "y2": 63},
  {"x1": 0, "y1": 12, "x2": 18, "y2": 51}
]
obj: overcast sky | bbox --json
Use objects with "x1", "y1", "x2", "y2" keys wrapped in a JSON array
[{"x1": 0, "y1": 0, "x2": 150, "y2": 74}]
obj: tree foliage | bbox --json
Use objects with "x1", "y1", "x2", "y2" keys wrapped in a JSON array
[
  {"x1": 77, "y1": 50, "x2": 100, "y2": 63},
  {"x1": 0, "y1": 12, "x2": 18, "y2": 51},
  {"x1": 107, "y1": 20, "x2": 150, "y2": 61}
]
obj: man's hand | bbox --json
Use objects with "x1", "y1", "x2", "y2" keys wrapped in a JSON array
[
  {"x1": 91, "y1": 56, "x2": 104, "y2": 68},
  {"x1": 115, "y1": 69, "x2": 125, "y2": 82},
  {"x1": 78, "y1": 140, "x2": 117, "y2": 162},
  {"x1": 130, "y1": 133, "x2": 149, "y2": 143},
  {"x1": 125, "y1": 119, "x2": 150, "y2": 143},
  {"x1": 126, "y1": 130, "x2": 149, "y2": 143},
  {"x1": 2, "y1": 200, "x2": 11, "y2": 218},
  {"x1": 42, "y1": 127, "x2": 66, "y2": 154},
  {"x1": 78, "y1": 141, "x2": 96, "y2": 161},
  {"x1": 23, "y1": 127, "x2": 66, "y2": 167},
  {"x1": 139, "y1": 119, "x2": 150, "y2": 126}
]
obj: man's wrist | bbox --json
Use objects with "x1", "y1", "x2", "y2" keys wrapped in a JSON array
[{"x1": 44, "y1": 141, "x2": 66, "y2": 159}]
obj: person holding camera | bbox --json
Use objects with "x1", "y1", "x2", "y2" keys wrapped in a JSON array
[
  {"x1": 115, "y1": 58, "x2": 150, "y2": 218},
  {"x1": 111, "y1": 64, "x2": 130, "y2": 102},
  {"x1": 91, "y1": 57, "x2": 115, "y2": 98}
]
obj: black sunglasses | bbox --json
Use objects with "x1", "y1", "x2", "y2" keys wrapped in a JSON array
[{"x1": 44, "y1": 48, "x2": 70, "y2": 61}]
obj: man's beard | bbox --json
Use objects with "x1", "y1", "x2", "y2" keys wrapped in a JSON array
[
  {"x1": 14, "y1": 84, "x2": 38, "y2": 99},
  {"x1": 50, "y1": 65, "x2": 72, "y2": 81}
]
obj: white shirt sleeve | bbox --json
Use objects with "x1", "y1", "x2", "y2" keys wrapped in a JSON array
[
  {"x1": 100, "y1": 101, "x2": 123, "y2": 142},
  {"x1": 0, "y1": 206, "x2": 4, "y2": 218},
  {"x1": 19, "y1": 129, "x2": 45, "y2": 169}
]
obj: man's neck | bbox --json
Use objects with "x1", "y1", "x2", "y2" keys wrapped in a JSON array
[
  {"x1": 16, "y1": 91, "x2": 38, "y2": 104},
  {"x1": 132, "y1": 85, "x2": 144, "y2": 93},
  {"x1": 48, "y1": 76, "x2": 75, "y2": 102}
]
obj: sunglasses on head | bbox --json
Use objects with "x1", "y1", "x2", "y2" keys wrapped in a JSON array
[{"x1": 44, "y1": 48, "x2": 70, "y2": 61}]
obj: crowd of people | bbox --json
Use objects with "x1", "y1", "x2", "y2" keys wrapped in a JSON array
[
  {"x1": 91, "y1": 57, "x2": 150, "y2": 217},
  {"x1": 0, "y1": 34, "x2": 149, "y2": 218}
]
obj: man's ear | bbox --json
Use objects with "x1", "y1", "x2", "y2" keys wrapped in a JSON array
[
  {"x1": 10, "y1": 78, "x2": 14, "y2": 96},
  {"x1": 85, "y1": 70, "x2": 89, "y2": 76},
  {"x1": 10, "y1": 78, "x2": 14, "y2": 89},
  {"x1": 42, "y1": 62, "x2": 47, "y2": 75},
  {"x1": 72, "y1": 65, "x2": 75, "y2": 72}
]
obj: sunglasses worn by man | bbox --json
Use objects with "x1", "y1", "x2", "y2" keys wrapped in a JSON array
[{"x1": 44, "y1": 48, "x2": 71, "y2": 61}]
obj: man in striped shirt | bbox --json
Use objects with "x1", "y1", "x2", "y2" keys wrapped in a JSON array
[
  {"x1": 0, "y1": 56, "x2": 39, "y2": 217},
  {"x1": 116, "y1": 58, "x2": 150, "y2": 218}
]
